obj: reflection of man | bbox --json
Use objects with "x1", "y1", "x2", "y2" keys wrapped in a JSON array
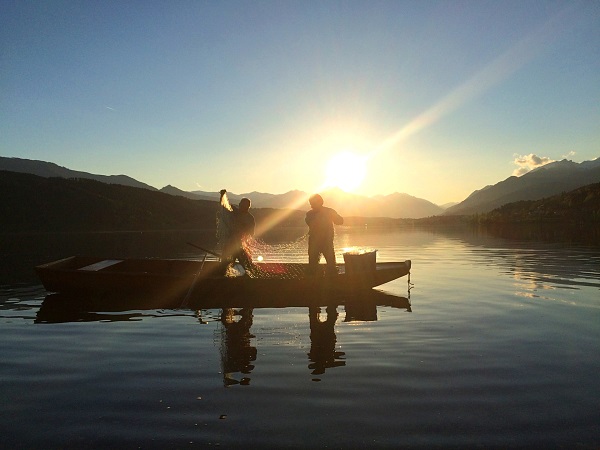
[
  {"x1": 305, "y1": 194, "x2": 343, "y2": 276},
  {"x1": 219, "y1": 308, "x2": 256, "y2": 386},
  {"x1": 307, "y1": 306, "x2": 345, "y2": 377}
]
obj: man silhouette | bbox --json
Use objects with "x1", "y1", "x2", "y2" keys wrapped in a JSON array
[{"x1": 305, "y1": 194, "x2": 343, "y2": 276}]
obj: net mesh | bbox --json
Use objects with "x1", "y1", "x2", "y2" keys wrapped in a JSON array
[
  {"x1": 216, "y1": 191, "x2": 338, "y2": 280},
  {"x1": 239, "y1": 235, "x2": 309, "y2": 279},
  {"x1": 216, "y1": 191, "x2": 234, "y2": 244}
]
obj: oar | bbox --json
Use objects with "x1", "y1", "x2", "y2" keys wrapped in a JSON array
[
  {"x1": 180, "y1": 253, "x2": 206, "y2": 309},
  {"x1": 180, "y1": 243, "x2": 220, "y2": 309},
  {"x1": 187, "y1": 242, "x2": 222, "y2": 259}
]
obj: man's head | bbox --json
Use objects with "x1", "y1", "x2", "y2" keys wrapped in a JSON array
[
  {"x1": 239, "y1": 197, "x2": 251, "y2": 212},
  {"x1": 309, "y1": 194, "x2": 324, "y2": 209}
]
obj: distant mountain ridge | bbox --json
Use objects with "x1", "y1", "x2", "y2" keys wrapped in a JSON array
[
  {"x1": 479, "y1": 182, "x2": 600, "y2": 224},
  {"x1": 0, "y1": 156, "x2": 442, "y2": 218},
  {"x1": 189, "y1": 188, "x2": 444, "y2": 219},
  {"x1": 4, "y1": 155, "x2": 600, "y2": 219},
  {"x1": 445, "y1": 158, "x2": 600, "y2": 215},
  {"x1": 0, "y1": 157, "x2": 157, "y2": 191}
]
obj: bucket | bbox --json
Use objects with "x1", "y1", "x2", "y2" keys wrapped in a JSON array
[{"x1": 343, "y1": 249, "x2": 377, "y2": 274}]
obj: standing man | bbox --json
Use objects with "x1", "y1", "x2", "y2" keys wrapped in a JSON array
[
  {"x1": 305, "y1": 194, "x2": 343, "y2": 276},
  {"x1": 232, "y1": 197, "x2": 255, "y2": 269},
  {"x1": 217, "y1": 190, "x2": 255, "y2": 271}
]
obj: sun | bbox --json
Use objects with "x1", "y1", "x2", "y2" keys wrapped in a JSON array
[{"x1": 325, "y1": 151, "x2": 367, "y2": 192}]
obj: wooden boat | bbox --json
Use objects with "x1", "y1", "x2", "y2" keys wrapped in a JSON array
[{"x1": 35, "y1": 256, "x2": 411, "y2": 305}]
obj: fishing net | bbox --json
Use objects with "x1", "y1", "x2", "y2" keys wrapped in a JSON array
[
  {"x1": 215, "y1": 191, "x2": 361, "y2": 279},
  {"x1": 216, "y1": 190, "x2": 234, "y2": 244},
  {"x1": 245, "y1": 235, "x2": 309, "y2": 263},
  {"x1": 240, "y1": 235, "x2": 310, "y2": 279},
  {"x1": 216, "y1": 191, "x2": 310, "y2": 279}
]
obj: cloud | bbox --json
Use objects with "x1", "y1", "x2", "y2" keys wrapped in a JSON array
[{"x1": 512, "y1": 153, "x2": 555, "y2": 176}]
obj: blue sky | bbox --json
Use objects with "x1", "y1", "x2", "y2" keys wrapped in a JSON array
[{"x1": 1, "y1": 0, "x2": 599, "y2": 204}]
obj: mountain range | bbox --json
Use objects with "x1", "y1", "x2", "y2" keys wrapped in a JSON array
[
  {"x1": 0, "y1": 157, "x2": 157, "y2": 191},
  {"x1": 0, "y1": 157, "x2": 443, "y2": 218},
  {"x1": 445, "y1": 158, "x2": 600, "y2": 215},
  {"x1": 1, "y1": 156, "x2": 599, "y2": 218},
  {"x1": 154, "y1": 185, "x2": 447, "y2": 218}
]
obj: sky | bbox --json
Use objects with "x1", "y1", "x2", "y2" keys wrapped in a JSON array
[{"x1": 1, "y1": 0, "x2": 599, "y2": 205}]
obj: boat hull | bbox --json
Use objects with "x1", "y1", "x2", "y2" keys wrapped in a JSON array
[{"x1": 35, "y1": 256, "x2": 411, "y2": 305}]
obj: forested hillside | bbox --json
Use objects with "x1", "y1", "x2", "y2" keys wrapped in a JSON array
[
  {"x1": 0, "y1": 171, "x2": 219, "y2": 232},
  {"x1": 478, "y1": 182, "x2": 600, "y2": 224},
  {"x1": 0, "y1": 171, "x2": 310, "y2": 233},
  {"x1": 2, "y1": 170, "x2": 599, "y2": 235},
  {"x1": 445, "y1": 159, "x2": 600, "y2": 215}
]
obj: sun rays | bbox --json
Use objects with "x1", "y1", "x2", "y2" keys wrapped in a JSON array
[{"x1": 252, "y1": 7, "x2": 571, "y2": 237}]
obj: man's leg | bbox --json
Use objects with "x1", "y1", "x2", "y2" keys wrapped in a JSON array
[
  {"x1": 322, "y1": 244, "x2": 338, "y2": 276},
  {"x1": 237, "y1": 247, "x2": 255, "y2": 274},
  {"x1": 308, "y1": 239, "x2": 322, "y2": 276}
]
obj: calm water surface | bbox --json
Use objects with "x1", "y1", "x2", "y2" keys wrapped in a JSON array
[{"x1": 1, "y1": 228, "x2": 599, "y2": 449}]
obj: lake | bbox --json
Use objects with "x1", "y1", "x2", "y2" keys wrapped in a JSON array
[{"x1": 1, "y1": 227, "x2": 599, "y2": 448}]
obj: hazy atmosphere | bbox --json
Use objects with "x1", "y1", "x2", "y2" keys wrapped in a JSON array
[
  {"x1": 1, "y1": 1, "x2": 599, "y2": 204},
  {"x1": 2, "y1": 4, "x2": 600, "y2": 448}
]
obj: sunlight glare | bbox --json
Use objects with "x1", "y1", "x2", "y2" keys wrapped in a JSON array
[
  {"x1": 325, "y1": 151, "x2": 367, "y2": 192},
  {"x1": 252, "y1": 8, "x2": 569, "y2": 236}
]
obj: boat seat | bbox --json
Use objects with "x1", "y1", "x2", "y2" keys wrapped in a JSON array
[{"x1": 78, "y1": 260, "x2": 123, "y2": 271}]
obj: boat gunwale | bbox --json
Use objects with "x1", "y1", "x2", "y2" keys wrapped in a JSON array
[{"x1": 35, "y1": 257, "x2": 411, "y2": 295}]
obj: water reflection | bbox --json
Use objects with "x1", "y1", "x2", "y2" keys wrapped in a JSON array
[
  {"x1": 483, "y1": 222, "x2": 600, "y2": 245},
  {"x1": 34, "y1": 289, "x2": 411, "y2": 384},
  {"x1": 35, "y1": 294, "x2": 193, "y2": 323},
  {"x1": 207, "y1": 291, "x2": 409, "y2": 384},
  {"x1": 422, "y1": 226, "x2": 600, "y2": 290},
  {"x1": 217, "y1": 308, "x2": 257, "y2": 386},
  {"x1": 4, "y1": 228, "x2": 599, "y2": 448},
  {"x1": 308, "y1": 306, "x2": 345, "y2": 377}
]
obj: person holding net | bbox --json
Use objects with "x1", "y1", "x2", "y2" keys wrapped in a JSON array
[
  {"x1": 305, "y1": 194, "x2": 343, "y2": 276},
  {"x1": 217, "y1": 189, "x2": 256, "y2": 273}
]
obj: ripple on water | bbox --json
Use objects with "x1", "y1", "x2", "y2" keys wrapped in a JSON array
[{"x1": 1, "y1": 229, "x2": 599, "y2": 448}]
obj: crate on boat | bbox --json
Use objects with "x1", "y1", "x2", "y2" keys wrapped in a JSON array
[{"x1": 343, "y1": 249, "x2": 377, "y2": 274}]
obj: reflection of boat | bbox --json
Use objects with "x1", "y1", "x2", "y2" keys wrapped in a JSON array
[
  {"x1": 35, "y1": 256, "x2": 411, "y2": 302},
  {"x1": 36, "y1": 291, "x2": 411, "y2": 392},
  {"x1": 35, "y1": 293, "x2": 187, "y2": 323},
  {"x1": 35, "y1": 289, "x2": 411, "y2": 323}
]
